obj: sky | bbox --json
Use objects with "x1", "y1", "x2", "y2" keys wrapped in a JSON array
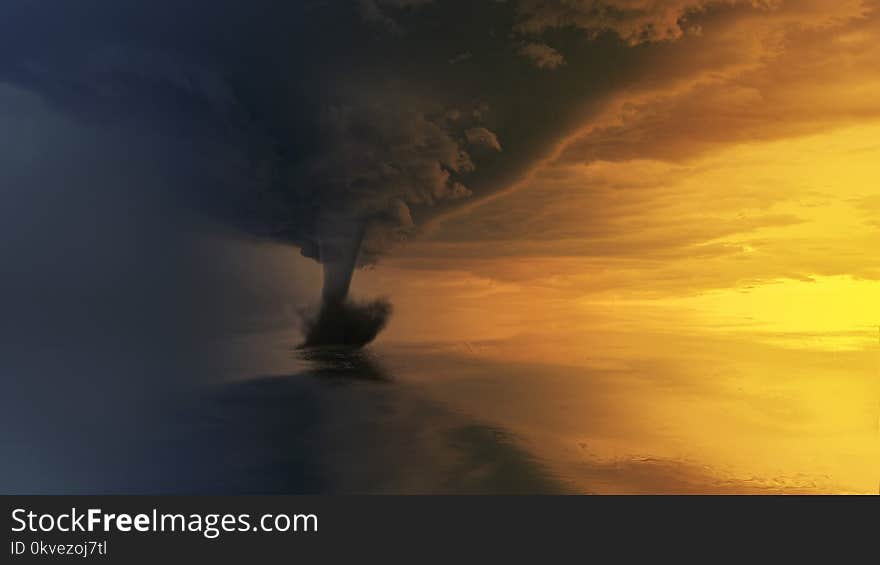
[
  {"x1": 353, "y1": 0, "x2": 880, "y2": 492},
  {"x1": 2, "y1": 0, "x2": 879, "y2": 493}
]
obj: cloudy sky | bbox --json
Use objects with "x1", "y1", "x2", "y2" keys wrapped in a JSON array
[
  {"x1": 348, "y1": 0, "x2": 880, "y2": 492},
  {"x1": 2, "y1": 1, "x2": 879, "y2": 492}
]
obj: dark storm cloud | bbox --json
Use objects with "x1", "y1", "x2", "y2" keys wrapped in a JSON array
[
  {"x1": 0, "y1": 0, "x2": 662, "y2": 348},
  {"x1": 4, "y1": 0, "x2": 824, "y2": 357}
]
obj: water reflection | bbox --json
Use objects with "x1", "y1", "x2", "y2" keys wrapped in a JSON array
[
  {"x1": 166, "y1": 348, "x2": 567, "y2": 494},
  {"x1": 43, "y1": 330, "x2": 872, "y2": 494},
  {"x1": 295, "y1": 347, "x2": 391, "y2": 382},
  {"x1": 377, "y1": 338, "x2": 879, "y2": 494}
]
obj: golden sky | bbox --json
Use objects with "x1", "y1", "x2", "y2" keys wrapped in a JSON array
[{"x1": 346, "y1": 1, "x2": 880, "y2": 493}]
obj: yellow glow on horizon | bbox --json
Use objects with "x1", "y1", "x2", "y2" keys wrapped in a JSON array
[{"x1": 365, "y1": 120, "x2": 880, "y2": 493}]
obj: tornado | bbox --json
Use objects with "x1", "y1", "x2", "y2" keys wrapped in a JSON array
[{"x1": 299, "y1": 220, "x2": 392, "y2": 349}]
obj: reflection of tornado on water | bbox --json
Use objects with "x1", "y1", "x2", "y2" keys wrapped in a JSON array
[
  {"x1": 160, "y1": 349, "x2": 567, "y2": 494},
  {"x1": 294, "y1": 347, "x2": 390, "y2": 381}
]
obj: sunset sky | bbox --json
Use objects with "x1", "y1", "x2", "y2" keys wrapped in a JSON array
[
  {"x1": 351, "y1": 0, "x2": 880, "y2": 492},
  {"x1": 3, "y1": 1, "x2": 879, "y2": 493}
]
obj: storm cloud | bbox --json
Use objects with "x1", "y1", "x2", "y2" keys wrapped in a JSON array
[
  {"x1": 0, "y1": 0, "x2": 637, "y2": 347},
  {"x1": 2, "y1": 0, "x2": 822, "y2": 351}
]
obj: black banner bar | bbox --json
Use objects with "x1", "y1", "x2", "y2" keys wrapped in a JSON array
[{"x1": 2, "y1": 496, "x2": 877, "y2": 562}]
